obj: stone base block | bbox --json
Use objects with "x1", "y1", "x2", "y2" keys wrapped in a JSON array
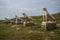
[{"x1": 41, "y1": 22, "x2": 56, "y2": 30}]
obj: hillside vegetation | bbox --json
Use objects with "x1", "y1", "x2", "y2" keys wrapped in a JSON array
[{"x1": 0, "y1": 12, "x2": 60, "y2": 40}]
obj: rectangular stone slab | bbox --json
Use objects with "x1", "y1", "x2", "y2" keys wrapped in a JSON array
[{"x1": 41, "y1": 22, "x2": 56, "y2": 30}]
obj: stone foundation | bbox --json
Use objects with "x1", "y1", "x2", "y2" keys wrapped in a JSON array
[
  {"x1": 23, "y1": 22, "x2": 35, "y2": 26},
  {"x1": 41, "y1": 22, "x2": 56, "y2": 30}
]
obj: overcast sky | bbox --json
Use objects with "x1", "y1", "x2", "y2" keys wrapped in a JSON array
[{"x1": 0, "y1": 0, "x2": 60, "y2": 20}]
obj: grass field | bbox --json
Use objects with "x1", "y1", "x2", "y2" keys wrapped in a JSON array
[{"x1": 0, "y1": 12, "x2": 60, "y2": 40}]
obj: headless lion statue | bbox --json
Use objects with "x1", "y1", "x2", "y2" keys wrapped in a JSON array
[{"x1": 43, "y1": 8, "x2": 56, "y2": 22}]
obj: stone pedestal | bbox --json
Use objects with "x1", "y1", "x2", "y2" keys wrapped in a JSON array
[
  {"x1": 23, "y1": 22, "x2": 35, "y2": 27},
  {"x1": 41, "y1": 22, "x2": 56, "y2": 30}
]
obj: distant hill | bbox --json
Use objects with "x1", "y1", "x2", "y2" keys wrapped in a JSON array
[
  {"x1": 32, "y1": 12, "x2": 60, "y2": 23},
  {"x1": 0, "y1": 12, "x2": 60, "y2": 24}
]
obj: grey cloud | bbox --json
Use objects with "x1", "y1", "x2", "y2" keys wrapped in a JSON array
[{"x1": 0, "y1": 0, "x2": 60, "y2": 20}]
